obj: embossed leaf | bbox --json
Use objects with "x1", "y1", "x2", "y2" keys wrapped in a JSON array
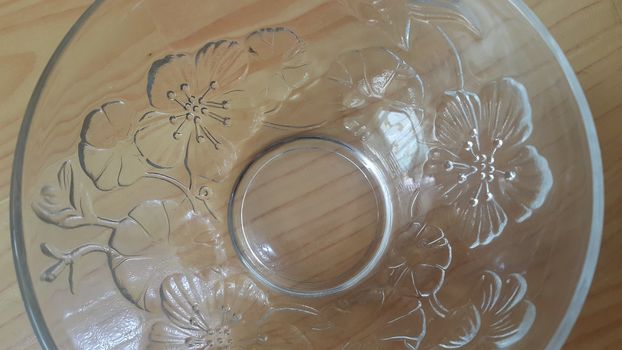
[
  {"x1": 321, "y1": 289, "x2": 426, "y2": 349},
  {"x1": 341, "y1": 0, "x2": 481, "y2": 49},
  {"x1": 33, "y1": 161, "x2": 98, "y2": 229},
  {"x1": 246, "y1": 27, "x2": 310, "y2": 98},
  {"x1": 340, "y1": 0, "x2": 415, "y2": 49},
  {"x1": 407, "y1": 0, "x2": 481, "y2": 37},
  {"x1": 79, "y1": 101, "x2": 147, "y2": 190},
  {"x1": 108, "y1": 200, "x2": 182, "y2": 311},
  {"x1": 388, "y1": 223, "x2": 452, "y2": 297},
  {"x1": 328, "y1": 48, "x2": 423, "y2": 109},
  {"x1": 267, "y1": 47, "x2": 423, "y2": 130}
]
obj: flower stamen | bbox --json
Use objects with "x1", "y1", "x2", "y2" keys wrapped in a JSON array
[
  {"x1": 199, "y1": 80, "x2": 218, "y2": 101},
  {"x1": 207, "y1": 111, "x2": 231, "y2": 126}
]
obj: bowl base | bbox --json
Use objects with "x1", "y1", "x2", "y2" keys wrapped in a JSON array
[{"x1": 228, "y1": 135, "x2": 393, "y2": 297}]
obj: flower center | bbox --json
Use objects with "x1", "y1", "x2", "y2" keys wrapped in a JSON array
[
  {"x1": 206, "y1": 326, "x2": 233, "y2": 349},
  {"x1": 166, "y1": 82, "x2": 231, "y2": 149},
  {"x1": 443, "y1": 129, "x2": 517, "y2": 207}
]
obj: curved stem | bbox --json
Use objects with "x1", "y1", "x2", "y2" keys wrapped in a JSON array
[
  {"x1": 436, "y1": 25, "x2": 465, "y2": 90},
  {"x1": 263, "y1": 121, "x2": 327, "y2": 131},
  {"x1": 94, "y1": 217, "x2": 121, "y2": 230},
  {"x1": 144, "y1": 172, "x2": 197, "y2": 213},
  {"x1": 40, "y1": 242, "x2": 116, "y2": 294}
]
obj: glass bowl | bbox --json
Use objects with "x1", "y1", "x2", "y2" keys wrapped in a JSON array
[{"x1": 11, "y1": 0, "x2": 603, "y2": 349}]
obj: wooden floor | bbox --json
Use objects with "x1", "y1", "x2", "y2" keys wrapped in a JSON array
[{"x1": 0, "y1": 0, "x2": 620, "y2": 348}]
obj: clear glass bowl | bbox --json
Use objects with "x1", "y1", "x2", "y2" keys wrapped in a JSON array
[{"x1": 11, "y1": 0, "x2": 603, "y2": 349}]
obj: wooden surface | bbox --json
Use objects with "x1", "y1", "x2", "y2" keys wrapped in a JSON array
[{"x1": 0, "y1": 0, "x2": 620, "y2": 349}]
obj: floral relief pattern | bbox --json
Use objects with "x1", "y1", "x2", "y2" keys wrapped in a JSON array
[
  {"x1": 77, "y1": 27, "x2": 307, "y2": 198},
  {"x1": 385, "y1": 223, "x2": 452, "y2": 298},
  {"x1": 316, "y1": 288, "x2": 426, "y2": 349},
  {"x1": 30, "y1": 6, "x2": 548, "y2": 349},
  {"x1": 339, "y1": 0, "x2": 481, "y2": 50},
  {"x1": 412, "y1": 78, "x2": 553, "y2": 248},
  {"x1": 35, "y1": 161, "x2": 224, "y2": 311},
  {"x1": 136, "y1": 40, "x2": 251, "y2": 184},
  {"x1": 430, "y1": 271, "x2": 536, "y2": 349},
  {"x1": 149, "y1": 273, "x2": 313, "y2": 349},
  {"x1": 79, "y1": 101, "x2": 147, "y2": 191}
]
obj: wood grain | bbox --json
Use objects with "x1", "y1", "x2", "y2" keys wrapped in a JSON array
[{"x1": 0, "y1": 0, "x2": 620, "y2": 349}]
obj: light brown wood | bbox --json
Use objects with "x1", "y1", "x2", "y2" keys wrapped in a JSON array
[{"x1": 0, "y1": 0, "x2": 620, "y2": 349}]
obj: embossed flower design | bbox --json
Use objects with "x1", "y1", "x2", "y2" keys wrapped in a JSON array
[
  {"x1": 386, "y1": 223, "x2": 452, "y2": 298},
  {"x1": 433, "y1": 271, "x2": 536, "y2": 349},
  {"x1": 135, "y1": 40, "x2": 252, "y2": 183},
  {"x1": 318, "y1": 288, "x2": 426, "y2": 349},
  {"x1": 413, "y1": 78, "x2": 553, "y2": 248},
  {"x1": 135, "y1": 29, "x2": 307, "y2": 184},
  {"x1": 149, "y1": 273, "x2": 312, "y2": 349},
  {"x1": 38, "y1": 196, "x2": 226, "y2": 312},
  {"x1": 340, "y1": 0, "x2": 481, "y2": 50}
]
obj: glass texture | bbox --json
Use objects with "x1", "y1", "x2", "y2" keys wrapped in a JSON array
[{"x1": 11, "y1": 0, "x2": 603, "y2": 349}]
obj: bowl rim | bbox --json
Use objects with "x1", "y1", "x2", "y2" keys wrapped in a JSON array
[
  {"x1": 10, "y1": 1, "x2": 604, "y2": 349},
  {"x1": 508, "y1": 2, "x2": 604, "y2": 349}
]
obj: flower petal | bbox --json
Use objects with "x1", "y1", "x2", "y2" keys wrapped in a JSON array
[
  {"x1": 475, "y1": 271, "x2": 503, "y2": 314},
  {"x1": 478, "y1": 78, "x2": 532, "y2": 148},
  {"x1": 377, "y1": 297, "x2": 425, "y2": 346},
  {"x1": 498, "y1": 145, "x2": 552, "y2": 223},
  {"x1": 485, "y1": 301, "x2": 536, "y2": 348},
  {"x1": 148, "y1": 321, "x2": 204, "y2": 349},
  {"x1": 414, "y1": 224, "x2": 452, "y2": 269},
  {"x1": 412, "y1": 264, "x2": 446, "y2": 297},
  {"x1": 135, "y1": 111, "x2": 189, "y2": 169},
  {"x1": 477, "y1": 272, "x2": 535, "y2": 348},
  {"x1": 160, "y1": 273, "x2": 215, "y2": 331},
  {"x1": 223, "y1": 275, "x2": 270, "y2": 326},
  {"x1": 195, "y1": 40, "x2": 249, "y2": 99},
  {"x1": 422, "y1": 148, "x2": 471, "y2": 203},
  {"x1": 453, "y1": 193, "x2": 508, "y2": 248},
  {"x1": 413, "y1": 148, "x2": 473, "y2": 219},
  {"x1": 438, "y1": 305, "x2": 481, "y2": 349},
  {"x1": 147, "y1": 53, "x2": 197, "y2": 111},
  {"x1": 185, "y1": 126, "x2": 236, "y2": 182},
  {"x1": 435, "y1": 90, "x2": 481, "y2": 151}
]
